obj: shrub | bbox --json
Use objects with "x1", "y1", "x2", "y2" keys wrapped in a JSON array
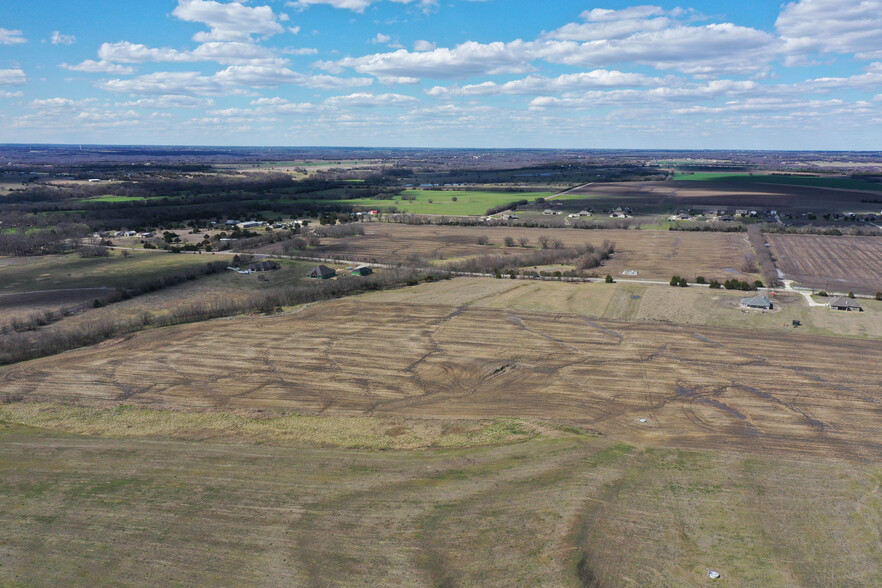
[
  {"x1": 848, "y1": 291, "x2": 856, "y2": 299},
  {"x1": 876, "y1": 292, "x2": 882, "y2": 301},
  {"x1": 476, "y1": 235, "x2": 489, "y2": 245},
  {"x1": 817, "y1": 291, "x2": 828, "y2": 297},
  {"x1": 605, "y1": 274, "x2": 614, "y2": 283},
  {"x1": 504, "y1": 236, "x2": 516, "y2": 247},
  {"x1": 754, "y1": 280, "x2": 764, "y2": 289},
  {"x1": 709, "y1": 280, "x2": 722, "y2": 289},
  {"x1": 695, "y1": 276, "x2": 706, "y2": 284},
  {"x1": 670, "y1": 275, "x2": 687, "y2": 287}
]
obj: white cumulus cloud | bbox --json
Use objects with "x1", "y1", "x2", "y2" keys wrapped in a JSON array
[
  {"x1": 325, "y1": 92, "x2": 417, "y2": 106},
  {"x1": 172, "y1": 0, "x2": 286, "y2": 42},
  {"x1": 778, "y1": 0, "x2": 882, "y2": 60},
  {"x1": 318, "y1": 40, "x2": 535, "y2": 80},
  {"x1": 0, "y1": 28, "x2": 26, "y2": 44},
  {"x1": 0, "y1": 69, "x2": 27, "y2": 86},
  {"x1": 50, "y1": 31, "x2": 77, "y2": 45},
  {"x1": 288, "y1": 0, "x2": 436, "y2": 14}
]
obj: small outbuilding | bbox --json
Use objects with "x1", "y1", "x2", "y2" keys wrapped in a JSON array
[
  {"x1": 741, "y1": 295, "x2": 773, "y2": 310},
  {"x1": 829, "y1": 297, "x2": 863, "y2": 311},
  {"x1": 351, "y1": 265, "x2": 373, "y2": 276},
  {"x1": 309, "y1": 265, "x2": 336, "y2": 279}
]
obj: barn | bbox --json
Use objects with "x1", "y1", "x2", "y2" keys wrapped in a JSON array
[{"x1": 351, "y1": 265, "x2": 373, "y2": 276}]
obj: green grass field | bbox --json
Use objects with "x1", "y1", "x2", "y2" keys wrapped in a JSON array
[
  {"x1": 77, "y1": 195, "x2": 150, "y2": 203},
  {"x1": 673, "y1": 172, "x2": 882, "y2": 191},
  {"x1": 329, "y1": 190, "x2": 554, "y2": 215},
  {"x1": 0, "y1": 251, "x2": 222, "y2": 293}
]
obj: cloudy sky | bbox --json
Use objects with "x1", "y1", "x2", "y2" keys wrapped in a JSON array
[{"x1": 1, "y1": 0, "x2": 881, "y2": 148}]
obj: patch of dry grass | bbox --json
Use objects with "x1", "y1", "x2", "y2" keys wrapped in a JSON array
[{"x1": 0, "y1": 402, "x2": 546, "y2": 449}]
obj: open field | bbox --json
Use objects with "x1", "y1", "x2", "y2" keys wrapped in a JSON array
[
  {"x1": 366, "y1": 279, "x2": 882, "y2": 339},
  {"x1": 4, "y1": 296, "x2": 882, "y2": 462},
  {"x1": 327, "y1": 189, "x2": 554, "y2": 215},
  {"x1": 563, "y1": 180, "x2": 882, "y2": 214},
  {"x1": 306, "y1": 223, "x2": 757, "y2": 281},
  {"x1": 767, "y1": 233, "x2": 882, "y2": 294},
  {"x1": 0, "y1": 287, "x2": 114, "y2": 323},
  {"x1": 2, "y1": 421, "x2": 880, "y2": 587},
  {"x1": 0, "y1": 251, "x2": 222, "y2": 293}
]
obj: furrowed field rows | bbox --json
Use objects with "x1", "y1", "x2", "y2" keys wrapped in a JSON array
[
  {"x1": 4, "y1": 298, "x2": 881, "y2": 461},
  {"x1": 767, "y1": 233, "x2": 882, "y2": 293},
  {"x1": 564, "y1": 180, "x2": 879, "y2": 212}
]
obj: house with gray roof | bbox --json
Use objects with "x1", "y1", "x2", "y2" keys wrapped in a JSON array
[
  {"x1": 741, "y1": 294, "x2": 773, "y2": 310},
  {"x1": 829, "y1": 297, "x2": 863, "y2": 311}
]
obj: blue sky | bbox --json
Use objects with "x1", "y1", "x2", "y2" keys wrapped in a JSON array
[{"x1": 1, "y1": 0, "x2": 881, "y2": 148}]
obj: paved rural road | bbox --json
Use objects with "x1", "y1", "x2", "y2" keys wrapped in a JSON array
[
  {"x1": 782, "y1": 279, "x2": 827, "y2": 307},
  {"x1": 547, "y1": 182, "x2": 595, "y2": 200}
]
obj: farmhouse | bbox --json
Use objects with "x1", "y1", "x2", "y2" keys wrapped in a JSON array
[
  {"x1": 741, "y1": 295, "x2": 773, "y2": 310},
  {"x1": 237, "y1": 221, "x2": 263, "y2": 229},
  {"x1": 829, "y1": 297, "x2": 863, "y2": 311},
  {"x1": 249, "y1": 260, "x2": 280, "y2": 272},
  {"x1": 309, "y1": 265, "x2": 336, "y2": 279},
  {"x1": 351, "y1": 265, "x2": 373, "y2": 276}
]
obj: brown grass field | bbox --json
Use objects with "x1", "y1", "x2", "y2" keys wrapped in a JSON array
[
  {"x1": 2, "y1": 421, "x2": 880, "y2": 587},
  {"x1": 767, "y1": 233, "x2": 882, "y2": 294},
  {"x1": 564, "y1": 180, "x2": 880, "y2": 213},
  {"x1": 4, "y1": 296, "x2": 881, "y2": 462},
  {"x1": 301, "y1": 223, "x2": 757, "y2": 281},
  {"x1": 3, "y1": 279, "x2": 882, "y2": 585}
]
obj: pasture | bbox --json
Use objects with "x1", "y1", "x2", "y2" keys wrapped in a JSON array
[
  {"x1": 767, "y1": 233, "x2": 882, "y2": 294},
  {"x1": 4, "y1": 296, "x2": 882, "y2": 461},
  {"x1": 306, "y1": 223, "x2": 757, "y2": 281},
  {"x1": 330, "y1": 189, "x2": 553, "y2": 215},
  {"x1": 0, "y1": 251, "x2": 220, "y2": 293},
  {"x1": 2, "y1": 421, "x2": 880, "y2": 587}
]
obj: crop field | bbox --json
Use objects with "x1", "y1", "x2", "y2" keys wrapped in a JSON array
[
  {"x1": 3, "y1": 421, "x2": 880, "y2": 587},
  {"x1": 767, "y1": 234, "x2": 882, "y2": 294},
  {"x1": 328, "y1": 190, "x2": 553, "y2": 215},
  {"x1": 563, "y1": 180, "x2": 879, "y2": 213},
  {"x1": 673, "y1": 172, "x2": 882, "y2": 192},
  {"x1": 0, "y1": 251, "x2": 222, "y2": 293},
  {"x1": 309, "y1": 223, "x2": 756, "y2": 280},
  {"x1": 5, "y1": 296, "x2": 882, "y2": 462}
]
